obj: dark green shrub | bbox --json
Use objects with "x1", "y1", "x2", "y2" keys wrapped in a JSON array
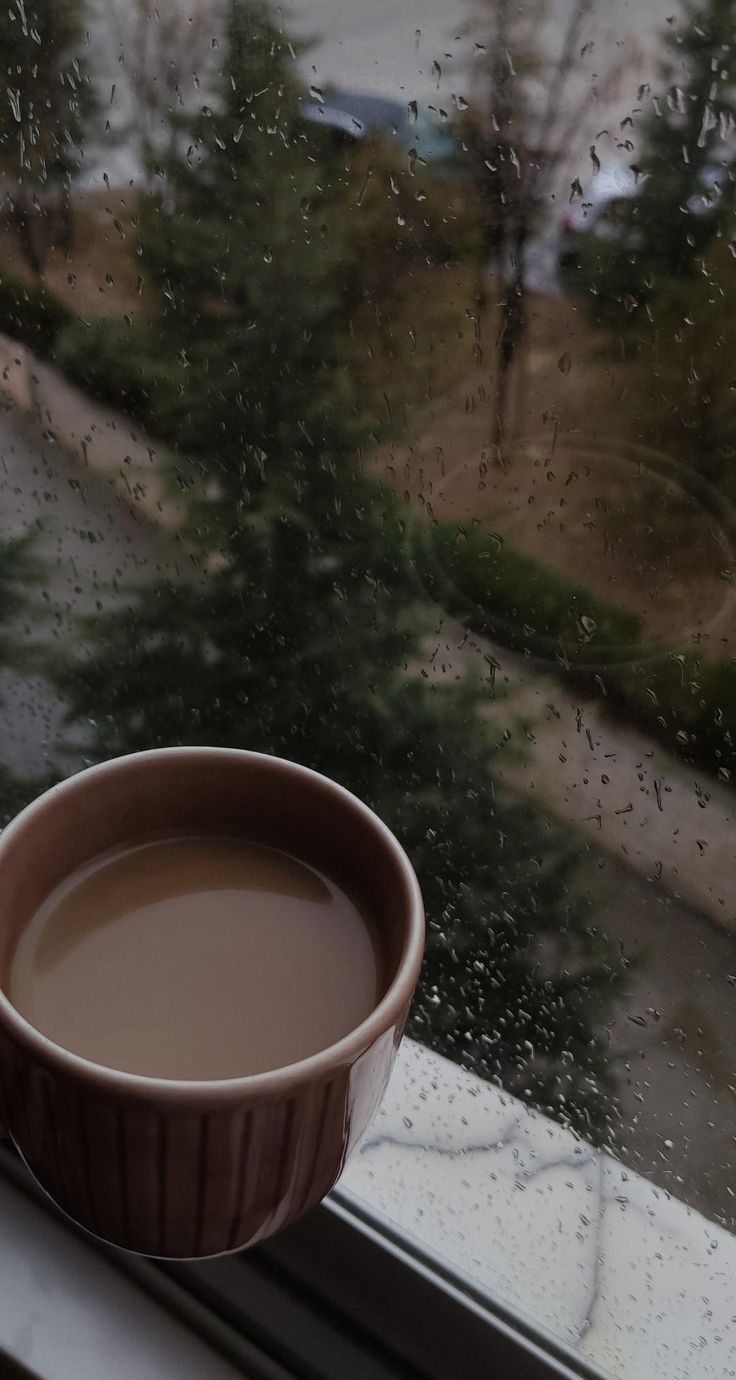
[
  {"x1": 54, "y1": 317, "x2": 154, "y2": 421},
  {"x1": 416, "y1": 522, "x2": 642, "y2": 666},
  {"x1": 419, "y1": 519, "x2": 736, "y2": 780},
  {"x1": 605, "y1": 652, "x2": 736, "y2": 780},
  {"x1": 0, "y1": 271, "x2": 69, "y2": 355}
]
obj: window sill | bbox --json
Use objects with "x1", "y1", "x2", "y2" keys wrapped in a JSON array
[
  {"x1": 339, "y1": 1039, "x2": 736, "y2": 1380},
  {"x1": 1, "y1": 1040, "x2": 733, "y2": 1380},
  {"x1": 0, "y1": 1159, "x2": 245, "y2": 1380}
]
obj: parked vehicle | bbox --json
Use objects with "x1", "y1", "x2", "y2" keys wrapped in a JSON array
[{"x1": 298, "y1": 87, "x2": 462, "y2": 167}]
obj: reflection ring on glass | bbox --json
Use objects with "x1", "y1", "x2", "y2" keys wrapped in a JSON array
[{"x1": 403, "y1": 435, "x2": 736, "y2": 673}]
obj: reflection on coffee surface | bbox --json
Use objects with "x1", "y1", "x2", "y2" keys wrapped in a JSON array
[{"x1": 8, "y1": 836, "x2": 382, "y2": 1080}]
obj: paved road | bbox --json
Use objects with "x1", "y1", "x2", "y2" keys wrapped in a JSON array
[
  {"x1": 421, "y1": 616, "x2": 736, "y2": 932},
  {"x1": 0, "y1": 393, "x2": 177, "y2": 776}
]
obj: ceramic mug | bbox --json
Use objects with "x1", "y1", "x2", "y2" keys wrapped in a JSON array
[{"x1": 0, "y1": 748, "x2": 424, "y2": 1258}]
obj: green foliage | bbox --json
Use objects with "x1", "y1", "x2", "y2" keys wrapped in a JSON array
[
  {"x1": 55, "y1": 6, "x2": 482, "y2": 460},
  {"x1": 0, "y1": 534, "x2": 48, "y2": 821},
  {"x1": 576, "y1": 0, "x2": 736, "y2": 327},
  {"x1": 0, "y1": 534, "x2": 44, "y2": 665},
  {"x1": 0, "y1": 765, "x2": 40, "y2": 827},
  {"x1": 423, "y1": 513, "x2": 736, "y2": 781},
  {"x1": 0, "y1": 270, "x2": 69, "y2": 355},
  {"x1": 633, "y1": 0, "x2": 736, "y2": 282},
  {"x1": 416, "y1": 522, "x2": 641, "y2": 665},
  {"x1": 617, "y1": 241, "x2": 736, "y2": 487},
  {"x1": 0, "y1": 0, "x2": 96, "y2": 273},
  {"x1": 49, "y1": 0, "x2": 623, "y2": 1138},
  {"x1": 603, "y1": 649, "x2": 736, "y2": 781},
  {"x1": 564, "y1": 223, "x2": 644, "y2": 333},
  {"x1": 129, "y1": 1, "x2": 370, "y2": 471},
  {"x1": 57, "y1": 471, "x2": 619, "y2": 1134},
  {"x1": 566, "y1": 0, "x2": 736, "y2": 591},
  {"x1": 54, "y1": 316, "x2": 153, "y2": 417}
]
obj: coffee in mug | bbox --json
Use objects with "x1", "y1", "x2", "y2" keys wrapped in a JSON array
[
  {"x1": 0, "y1": 749, "x2": 424, "y2": 1257},
  {"x1": 7, "y1": 835, "x2": 385, "y2": 1080}
]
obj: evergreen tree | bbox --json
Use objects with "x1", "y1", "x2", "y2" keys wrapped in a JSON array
[
  {"x1": 55, "y1": 0, "x2": 621, "y2": 1137},
  {"x1": 133, "y1": 0, "x2": 360, "y2": 479},
  {"x1": 58, "y1": 489, "x2": 619, "y2": 1135},
  {"x1": 635, "y1": 0, "x2": 736, "y2": 282},
  {"x1": 0, "y1": 0, "x2": 95, "y2": 276},
  {"x1": 583, "y1": 1, "x2": 736, "y2": 485},
  {"x1": 620, "y1": 238, "x2": 736, "y2": 486},
  {"x1": 0, "y1": 535, "x2": 48, "y2": 821},
  {"x1": 580, "y1": 0, "x2": 736, "y2": 323}
]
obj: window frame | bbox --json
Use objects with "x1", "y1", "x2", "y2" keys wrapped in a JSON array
[
  {"x1": 178, "y1": 1188, "x2": 609, "y2": 1380},
  {"x1": 158, "y1": 1189, "x2": 613, "y2": 1380}
]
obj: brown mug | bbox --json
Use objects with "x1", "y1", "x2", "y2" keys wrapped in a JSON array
[{"x1": 0, "y1": 748, "x2": 424, "y2": 1257}]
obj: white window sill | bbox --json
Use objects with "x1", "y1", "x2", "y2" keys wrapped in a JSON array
[
  {"x1": 341, "y1": 1039, "x2": 736, "y2": 1380},
  {"x1": 0, "y1": 1170, "x2": 245, "y2": 1380},
  {"x1": 1, "y1": 1039, "x2": 733, "y2": 1380}
]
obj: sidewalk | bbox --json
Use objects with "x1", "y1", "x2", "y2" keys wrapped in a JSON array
[
  {"x1": 3, "y1": 333, "x2": 736, "y2": 934},
  {"x1": 423, "y1": 618, "x2": 736, "y2": 935},
  {"x1": 0, "y1": 333, "x2": 185, "y2": 531}
]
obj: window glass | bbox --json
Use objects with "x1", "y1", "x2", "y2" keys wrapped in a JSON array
[{"x1": 0, "y1": 0, "x2": 735, "y2": 1366}]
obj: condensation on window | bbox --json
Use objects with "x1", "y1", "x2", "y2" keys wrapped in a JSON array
[{"x1": 0, "y1": 0, "x2": 734, "y2": 1365}]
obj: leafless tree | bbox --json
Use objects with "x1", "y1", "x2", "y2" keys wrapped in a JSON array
[
  {"x1": 464, "y1": 0, "x2": 625, "y2": 462},
  {"x1": 110, "y1": 0, "x2": 221, "y2": 184}
]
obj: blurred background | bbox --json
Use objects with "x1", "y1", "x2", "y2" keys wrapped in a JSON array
[{"x1": 0, "y1": 0, "x2": 735, "y2": 1235}]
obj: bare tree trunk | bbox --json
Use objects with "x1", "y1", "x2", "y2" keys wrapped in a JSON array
[
  {"x1": 485, "y1": 0, "x2": 514, "y2": 465},
  {"x1": 490, "y1": 357, "x2": 506, "y2": 464},
  {"x1": 483, "y1": 0, "x2": 605, "y2": 466},
  {"x1": 491, "y1": 226, "x2": 526, "y2": 465},
  {"x1": 112, "y1": 0, "x2": 220, "y2": 189}
]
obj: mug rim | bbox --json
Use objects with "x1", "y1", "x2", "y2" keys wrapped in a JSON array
[{"x1": 0, "y1": 747, "x2": 425, "y2": 1103}]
